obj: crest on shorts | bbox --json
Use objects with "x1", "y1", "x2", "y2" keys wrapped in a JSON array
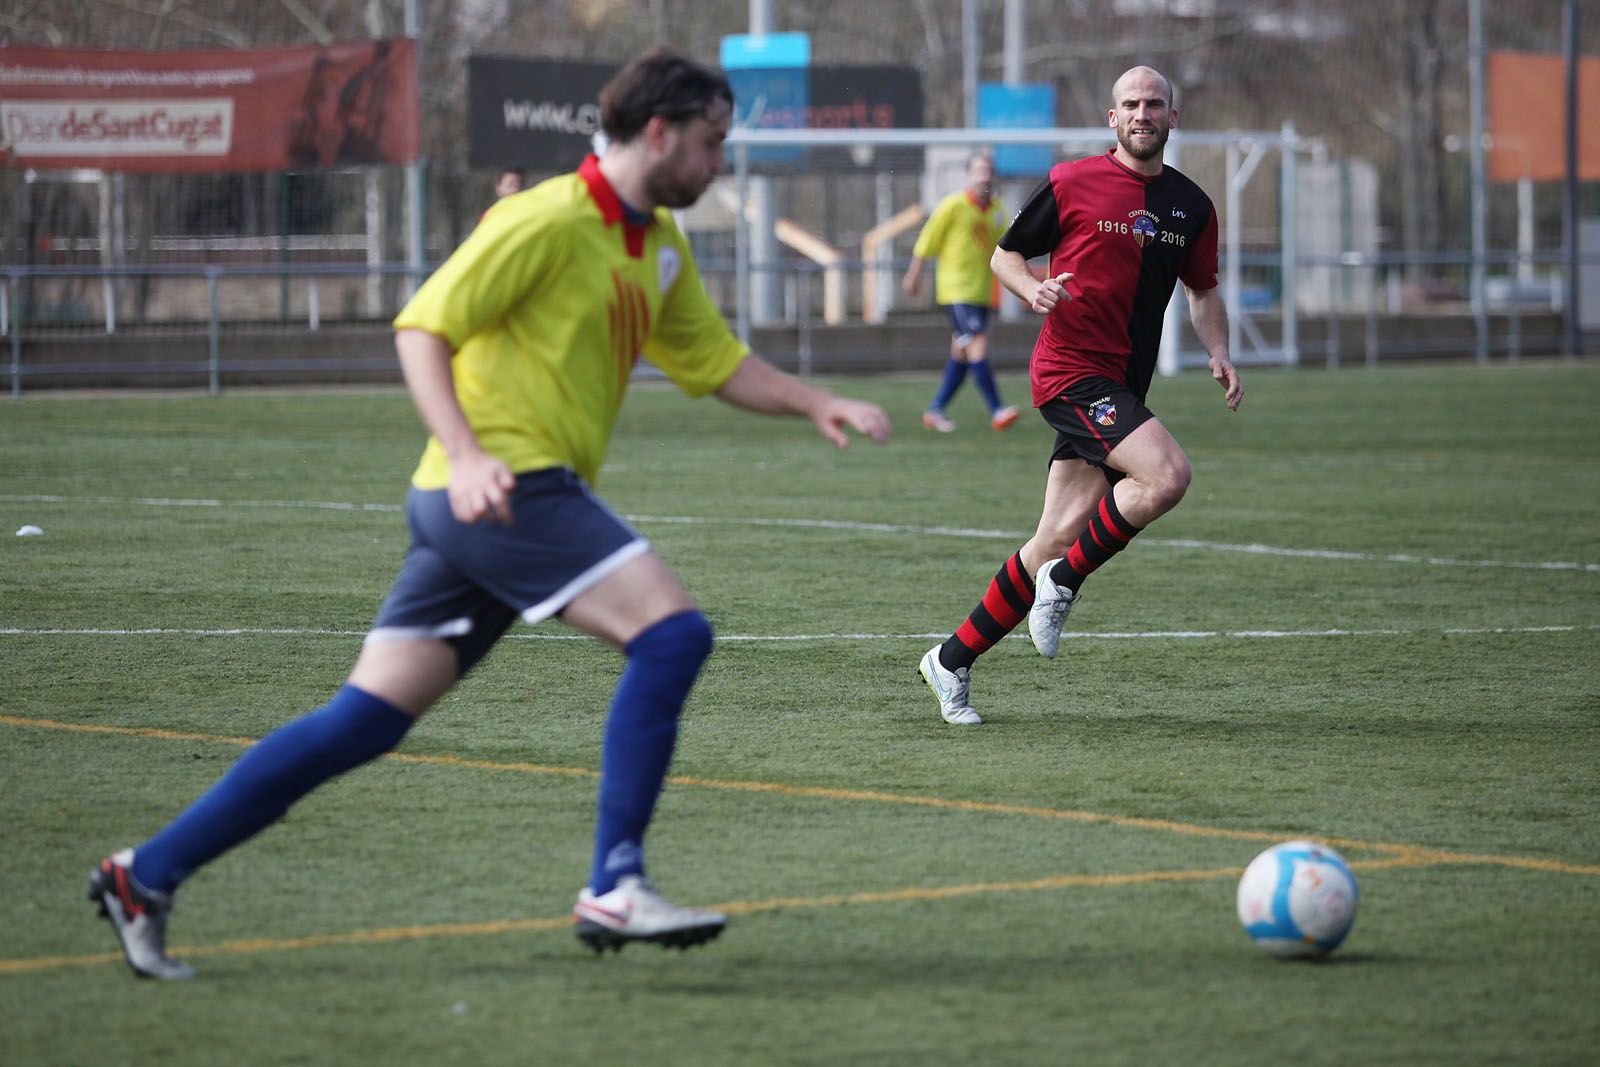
[
  {"x1": 658, "y1": 246, "x2": 681, "y2": 292},
  {"x1": 1091, "y1": 398, "x2": 1118, "y2": 426},
  {"x1": 1131, "y1": 214, "x2": 1158, "y2": 248}
]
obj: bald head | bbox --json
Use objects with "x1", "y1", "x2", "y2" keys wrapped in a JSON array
[
  {"x1": 1112, "y1": 66, "x2": 1173, "y2": 109},
  {"x1": 1108, "y1": 65, "x2": 1177, "y2": 172}
]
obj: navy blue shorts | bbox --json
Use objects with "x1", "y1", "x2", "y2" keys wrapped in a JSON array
[
  {"x1": 1037, "y1": 377, "x2": 1157, "y2": 485},
  {"x1": 367, "y1": 468, "x2": 648, "y2": 675},
  {"x1": 945, "y1": 303, "x2": 991, "y2": 345}
]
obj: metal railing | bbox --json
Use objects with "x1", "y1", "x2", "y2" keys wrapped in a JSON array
[{"x1": 1, "y1": 250, "x2": 1582, "y2": 396}]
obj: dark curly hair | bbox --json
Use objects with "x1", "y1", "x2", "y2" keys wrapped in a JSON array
[{"x1": 599, "y1": 47, "x2": 734, "y2": 145}]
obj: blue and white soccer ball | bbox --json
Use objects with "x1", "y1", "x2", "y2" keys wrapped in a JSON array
[{"x1": 1236, "y1": 840, "x2": 1359, "y2": 958}]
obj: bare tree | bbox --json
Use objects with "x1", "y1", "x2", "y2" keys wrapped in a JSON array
[{"x1": 1398, "y1": 0, "x2": 1449, "y2": 282}]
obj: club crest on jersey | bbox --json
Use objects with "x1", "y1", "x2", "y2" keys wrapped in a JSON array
[
  {"x1": 658, "y1": 246, "x2": 681, "y2": 292},
  {"x1": 1130, "y1": 214, "x2": 1158, "y2": 248},
  {"x1": 1090, "y1": 398, "x2": 1118, "y2": 426}
]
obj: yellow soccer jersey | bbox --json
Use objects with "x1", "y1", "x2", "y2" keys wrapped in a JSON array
[
  {"x1": 394, "y1": 155, "x2": 748, "y2": 489},
  {"x1": 911, "y1": 190, "x2": 1006, "y2": 307}
]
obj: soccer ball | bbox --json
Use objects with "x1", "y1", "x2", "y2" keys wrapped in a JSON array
[{"x1": 1235, "y1": 840, "x2": 1359, "y2": 958}]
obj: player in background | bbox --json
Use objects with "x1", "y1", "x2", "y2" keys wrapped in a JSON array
[
  {"x1": 494, "y1": 166, "x2": 526, "y2": 199},
  {"x1": 901, "y1": 152, "x2": 1019, "y2": 433},
  {"x1": 476, "y1": 167, "x2": 526, "y2": 225},
  {"x1": 88, "y1": 47, "x2": 890, "y2": 979},
  {"x1": 918, "y1": 66, "x2": 1242, "y2": 726}
]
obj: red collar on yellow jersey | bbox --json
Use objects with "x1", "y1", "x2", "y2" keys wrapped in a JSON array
[{"x1": 578, "y1": 154, "x2": 653, "y2": 258}]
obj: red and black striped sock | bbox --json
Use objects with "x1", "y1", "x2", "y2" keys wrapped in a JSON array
[
  {"x1": 1055, "y1": 489, "x2": 1143, "y2": 592},
  {"x1": 940, "y1": 551, "x2": 1035, "y2": 671}
]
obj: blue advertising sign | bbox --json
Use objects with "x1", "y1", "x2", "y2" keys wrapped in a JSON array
[
  {"x1": 719, "y1": 32, "x2": 811, "y2": 69},
  {"x1": 978, "y1": 82, "x2": 1056, "y2": 178},
  {"x1": 721, "y1": 34, "x2": 811, "y2": 165}
]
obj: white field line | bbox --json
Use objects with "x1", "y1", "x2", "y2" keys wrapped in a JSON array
[
  {"x1": 5, "y1": 493, "x2": 1599, "y2": 574},
  {"x1": 1, "y1": 625, "x2": 1596, "y2": 643}
]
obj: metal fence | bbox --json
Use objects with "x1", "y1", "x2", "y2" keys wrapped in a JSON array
[
  {"x1": 1, "y1": 124, "x2": 1586, "y2": 395},
  {"x1": 1, "y1": 258, "x2": 1575, "y2": 397}
]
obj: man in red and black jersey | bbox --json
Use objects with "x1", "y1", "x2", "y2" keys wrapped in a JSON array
[{"x1": 919, "y1": 66, "x2": 1243, "y2": 726}]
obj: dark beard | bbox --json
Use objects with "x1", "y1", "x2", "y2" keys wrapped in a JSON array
[
  {"x1": 1118, "y1": 124, "x2": 1168, "y2": 161},
  {"x1": 645, "y1": 170, "x2": 705, "y2": 210}
]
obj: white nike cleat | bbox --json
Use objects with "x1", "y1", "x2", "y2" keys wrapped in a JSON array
[
  {"x1": 918, "y1": 645, "x2": 981, "y2": 725},
  {"x1": 573, "y1": 875, "x2": 726, "y2": 953},
  {"x1": 87, "y1": 848, "x2": 195, "y2": 980},
  {"x1": 922, "y1": 410, "x2": 956, "y2": 433},
  {"x1": 1028, "y1": 559, "x2": 1079, "y2": 658}
]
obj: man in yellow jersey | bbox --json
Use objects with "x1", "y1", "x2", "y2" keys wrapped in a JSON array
[
  {"x1": 87, "y1": 48, "x2": 891, "y2": 980},
  {"x1": 902, "y1": 152, "x2": 1019, "y2": 433}
]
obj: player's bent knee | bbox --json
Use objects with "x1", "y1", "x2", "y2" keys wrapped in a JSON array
[
  {"x1": 622, "y1": 611, "x2": 713, "y2": 724},
  {"x1": 628, "y1": 609, "x2": 714, "y2": 668},
  {"x1": 1152, "y1": 477, "x2": 1189, "y2": 512},
  {"x1": 347, "y1": 637, "x2": 458, "y2": 717},
  {"x1": 1158, "y1": 459, "x2": 1193, "y2": 509}
]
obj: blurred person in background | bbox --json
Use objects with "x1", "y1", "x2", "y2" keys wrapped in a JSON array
[
  {"x1": 478, "y1": 167, "x2": 526, "y2": 224},
  {"x1": 902, "y1": 152, "x2": 1019, "y2": 434},
  {"x1": 494, "y1": 166, "x2": 526, "y2": 199}
]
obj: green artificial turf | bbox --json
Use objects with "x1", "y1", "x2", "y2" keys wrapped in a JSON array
[{"x1": 1, "y1": 362, "x2": 1596, "y2": 1065}]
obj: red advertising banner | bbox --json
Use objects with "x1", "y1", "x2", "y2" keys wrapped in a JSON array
[{"x1": 0, "y1": 39, "x2": 419, "y2": 173}]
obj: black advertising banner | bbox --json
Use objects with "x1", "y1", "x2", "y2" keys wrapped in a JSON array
[
  {"x1": 469, "y1": 56, "x2": 922, "y2": 174},
  {"x1": 806, "y1": 64, "x2": 923, "y2": 172},
  {"x1": 468, "y1": 56, "x2": 613, "y2": 173}
]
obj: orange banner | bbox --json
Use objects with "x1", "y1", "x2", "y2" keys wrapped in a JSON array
[
  {"x1": 1488, "y1": 50, "x2": 1600, "y2": 182},
  {"x1": 0, "y1": 39, "x2": 419, "y2": 173}
]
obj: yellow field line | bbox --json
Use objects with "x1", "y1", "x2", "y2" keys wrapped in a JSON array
[
  {"x1": 1, "y1": 857, "x2": 1431, "y2": 976},
  {"x1": 0, "y1": 715, "x2": 262, "y2": 748},
  {"x1": 1395, "y1": 847, "x2": 1600, "y2": 876},
  {"x1": 667, "y1": 772, "x2": 1394, "y2": 854},
  {"x1": 4, "y1": 714, "x2": 1598, "y2": 878}
]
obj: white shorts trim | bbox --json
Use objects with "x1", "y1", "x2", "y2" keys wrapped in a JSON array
[
  {"x1": 364, "y1": 618, "x2": 475, "y2": 645},
  {"x1": 518, "y1": 538, "x2": 651, "y2": 625}
]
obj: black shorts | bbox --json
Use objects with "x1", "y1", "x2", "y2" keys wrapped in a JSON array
[{"x1": 1037, "y1": 377, "x2": 1156, "y2": 482}]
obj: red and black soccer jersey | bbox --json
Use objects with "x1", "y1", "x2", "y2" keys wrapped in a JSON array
[{"x1": 998, "y1": 149, "x2": 1219, "y2": 405}]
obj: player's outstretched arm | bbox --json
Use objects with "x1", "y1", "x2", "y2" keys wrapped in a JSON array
[
  {"x1": 1184, "y1": 284, "x2": 1243, "y2": 411},
  {"x1": 714, "y1": 354, "x2": 891, "y2": 448},
  {"x1": 395, "y1": 328, "x2": 515, "y2": 522}
]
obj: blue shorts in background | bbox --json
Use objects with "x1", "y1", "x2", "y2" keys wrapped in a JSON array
[{"x1": 945, "y1": 303, "x2": 992, "y2": 345}]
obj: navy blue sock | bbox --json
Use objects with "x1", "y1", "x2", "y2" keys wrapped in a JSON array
[
  {"x1": 589, "y1": 610, "x2": 714, "y2": 895},
  {"x1": 929, "y1": 358, "x2": 969, "y2": 412},
  {"x1": 969, "y1": 360, "x2": 1004, "y2": 412},
  {"x1": 132, "y1": 685, "x2": 414, "y2": 893}
]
